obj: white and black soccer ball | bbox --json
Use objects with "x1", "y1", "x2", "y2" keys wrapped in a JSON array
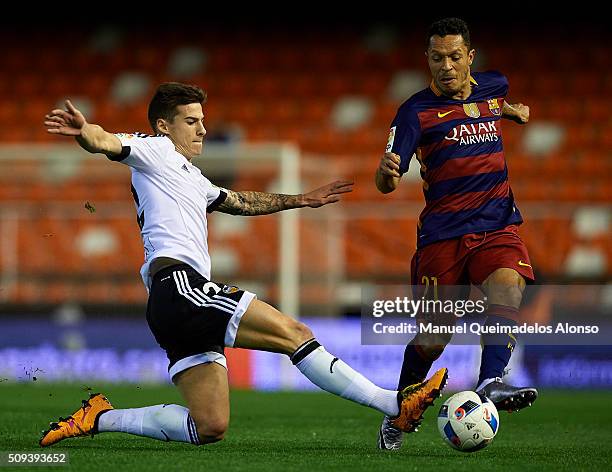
[{"x1": 437, "y1": 391, "x2": 499, "y2": 452}]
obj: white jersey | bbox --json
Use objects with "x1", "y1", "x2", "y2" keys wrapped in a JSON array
[{"x1": 113, "y1": 133, "x2": 227, "y2": 291}]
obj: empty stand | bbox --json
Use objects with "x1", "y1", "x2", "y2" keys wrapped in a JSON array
[{"x1": 0, "y1": 25, "x2": 609, "y2": 306}]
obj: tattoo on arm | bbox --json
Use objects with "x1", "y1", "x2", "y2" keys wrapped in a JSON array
[{"x1": 217, "y1": 190, "x2": 304, "y2": 216}]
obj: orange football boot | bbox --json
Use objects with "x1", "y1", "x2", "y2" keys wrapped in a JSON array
[
  {"x1": 40, "y1": 393, "x2": 114, "y2": 447},
  {"x1": 391, "y1": 367, "x2": 448, "y2": 432}
]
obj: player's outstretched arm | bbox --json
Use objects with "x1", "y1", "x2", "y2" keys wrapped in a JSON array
[
  {"x1": 375, "y1": 152, "x2": 401, "y2": 194},
  {"x1": 216, "y1": 180, "x2": 353, "y2": 216},
  {"x1": 502, "y1": 101, "x2": 529, "y2": 124},
  {"x1": 44, "y1": 100, "x2": 122, "y2": 157}
]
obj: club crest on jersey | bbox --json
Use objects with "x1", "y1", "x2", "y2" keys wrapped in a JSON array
[
  {"x1": 463, "y1": 103, "x2": 481, "y2": 118},
  {"x1": 116, "y1": 132, "x2": 152, "y2": 139},
  {"x1": 222, "y1": 285, "x2": 239, "y2": 294},
  {"x1": 385, "y1": 126, "x2": 396, "y2": 152},
  {"x1": 487, "y1": 99, "x2": 501, "y2": 116}
]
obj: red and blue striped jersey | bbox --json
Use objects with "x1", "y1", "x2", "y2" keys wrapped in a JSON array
[{"x1": 387, "y1": 70, "x2": 523, "y2": 247}]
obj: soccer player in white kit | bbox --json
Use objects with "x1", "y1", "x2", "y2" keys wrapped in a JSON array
[{"x1": 40, "y1": 83, "x2": 447, "y2": 447}]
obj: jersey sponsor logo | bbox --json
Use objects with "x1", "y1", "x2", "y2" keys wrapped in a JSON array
[
  {"x1": 437, "y1": 110, "x2": 454, "y2": 118},
  {"x1": 222, "y1": 285, "x2": 239, "y2": 294},
  {"x1": 385, "y1": 126, "x2": 396, "y2": 152},
  {"x1": 444, "y1": 121, "x2": 499, "y2": 145},
  {"x1": 487, "y1": 99, "x2": 501, "y2": 116},
  {"x1": 463, "y1": 102, "x2": 481, "y2": 118},
  {"x1": 518, "y1": 260, "x2": 532, "y2": 268}
]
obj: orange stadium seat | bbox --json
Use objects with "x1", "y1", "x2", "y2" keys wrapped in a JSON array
[
  {"x1": 262, "y1": 99, "x2": 299, "y2": 124},
  {"x1": 577, "y1": 151, "x2": 608, "y2": 178},
  {"x1": 252, "y1": 74, "x2": 287, "y2": 98},
  {"x1": 532, "y1": 74, "x2": 564, "y2": 97},
  {"x1": 319, "y1": 76, "x2": 351, "y2": 97},
  {"x1": 271, "y1": 123, "x2": 306, "y2": 145},
  {"x1": 243, "y1": 123, "x2": 270, "y2": 141},
  {"x1": 217, "y1": 76, "x2": 249, "y2": 98},
  {"x1": 353, "y1": 74, "x2": 388, "y2": 97},
  {"x1": 307, "y1": 49, "x2": 342, "y2": 72},
  {"x1": 291, "y1": 75, "x2": 318, "y2": 98},
  {"x1": 537, "y1": 98, "x2": 579, "y2": 122},
  {"x1": 564, "y1": 125, "x2": 598, "y2": 151},
  {"x1": 118, "y1": 282, "x2": 148, "y2": 304},
  {"x1": 599, "y1": 125, "x2": 612, "y2": 149},
  {"x1": 588, "y1": 47, "x2": 609, "y2": 69},
  {"x1": 571, "y1": 72, "x2": 601, "y2": 96},
  {"x1": 206, "y1": 46, "x2": 235, "y2": 72},
  {"x1": 4, "y1": 49, "x2": 30, "y2": 73},
  {"x1": 301, "y1": 98, "x2": 332, "y2": 123},
  {"x1": 45, "y1": 281, "x2": 72, "y2": 305},
  {"x1": 13, "y1": 281, "x2": 42, "y2": 305},
  {"x1": 14, "y1": 74, "x2": 45, "y2": 97},
  {"x1": 271, "y1": 48, "x2": 301, "y2": 71},
  {"x1": 583, "y1": 98, "x2": 608, "y2": 122}
]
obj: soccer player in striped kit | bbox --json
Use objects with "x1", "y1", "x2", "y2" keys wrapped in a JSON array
[
  {"x1": 376, "y1": 18, "x2": 538, "y2": 450},
  {"x1": 40, "y1": 83, "x2": 448, "y2": 448}
]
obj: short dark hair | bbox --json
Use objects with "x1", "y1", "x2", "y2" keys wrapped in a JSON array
[
  {"x1": 427, "y1": 17, "x2": 471, "y2": 49},
  {"x1": 148, "y1": 82, "x2": 207, "y2": 133}
]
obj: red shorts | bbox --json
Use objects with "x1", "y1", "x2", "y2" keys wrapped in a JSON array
[{"x1": 410, "y1": 225, "x2": 535, "y2": 286}]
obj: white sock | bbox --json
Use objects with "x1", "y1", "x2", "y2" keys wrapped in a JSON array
[
  {"x1": 97, "y1": 404, "x2": 199, "y2": 445},
  {"x1": 475, "y1": 377, "x2": 500, "y2": 392},
  {"x1": 293, "y1": 341, "x2": 399, "y2": 417}
]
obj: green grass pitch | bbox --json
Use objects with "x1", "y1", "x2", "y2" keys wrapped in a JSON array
[{"x1": 1, "y1": 383, "x2": 610, "y2": 471}]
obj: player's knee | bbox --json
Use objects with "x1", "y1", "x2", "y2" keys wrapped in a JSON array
[
  {"x1": 423, "y1": 343, "x2": 447, "y2": 360},
  {"x1": 484, "y1": 268, "x2": 525, "y2": 307},
  {"x1": 192, "y1": 415, "x2": 228, "y2": 444},
  {"x1": 293, "y1": 321, "x2": 314, "y2": 344},
  {"x1": 416, "y1": 331, "x2": 452, "y2": 348},
  {"x1": 280, "y1": 319, "x2": 314, "y2": 354},
  {"x1": 416, "y1": 339, "x2": 448, "y2": 360}
]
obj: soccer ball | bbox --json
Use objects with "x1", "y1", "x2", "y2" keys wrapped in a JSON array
[{"x1": 437, "y1": 391, "x2": 499, "y2": 452}]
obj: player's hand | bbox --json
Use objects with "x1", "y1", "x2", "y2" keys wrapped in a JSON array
[
  {"x1": 504, "y1": 102, "x2": 530, "y2": 125},
  {"x1": 511, "y1": 103, "x2": 529, "y2": 124},
  {"x1": 301, "y1": 180, "x2": 354, "y2": 208},
  {"x1": 378, "y1": 152, "x2": 401, "y2": 178},
  {"x1": 44, "y1": 100, "x2": 87, "y2": 136}
]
